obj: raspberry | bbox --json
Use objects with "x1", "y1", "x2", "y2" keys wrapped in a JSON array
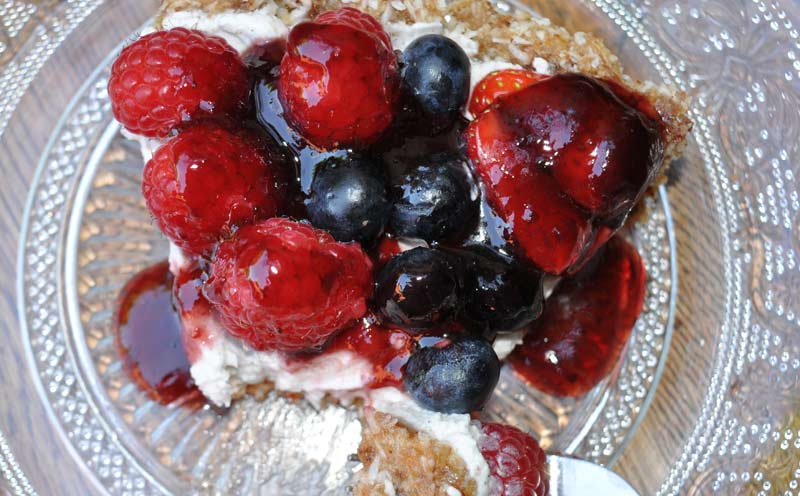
[
  {"x1": 278, "y1": 8, "x2": 399, "y2": 149},
  {"x1": 142, "y1": 123, "x2": 285, "y2": 256},
  {"x1": 205, "y1": 218, "x2": 374, "y2": 352},
  {"x1": 479, "y1": 423, "x2": 549, "y2": 496},
  {"x1": 108, "y1": 28, "x2": 249, "y2": 137}
]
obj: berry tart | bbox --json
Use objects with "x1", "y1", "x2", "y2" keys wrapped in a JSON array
[{"x1": 108, "y1": 0, "x2": 692, "y2": 494}]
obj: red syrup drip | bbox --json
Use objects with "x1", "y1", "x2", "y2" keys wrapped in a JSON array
[
  {"x1": 508, "y1": 236, "x2": 647, "y2": 397},
  {"x1": 113, "y1": 261, "x2": 202, "y2": 407},
  {"x1": 287, "y1": 316, "x2": 451, "y2": 390}
]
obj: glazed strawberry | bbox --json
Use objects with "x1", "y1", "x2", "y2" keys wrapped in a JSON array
[
  {"x1": 479, "y1": 422, "x2": 549, "y2": 496},
  {"x1": 468, "y1": 69, "x2": 547, "y2": 116},
  {"x1": 278, "y1": 7, "x2": 399, "y2": 149},
  {"x1": 509, "y1": 236, "x2": 646, "y2": 397},
  {"x1": 108, "y1": 28, "x2": 249, "y2": 138},
  {"x1": 467, "y1": 73, "x2": 664, "y2": 274},
  {"x1": 205, "y1": 218, "x2": 374, "y2": 352},
  {"x1": 568, "y1": 225, "x2": 614, "y2": 275},
  {"x1": 142, "y1": 123, "x2": 285, "y2": 256}
]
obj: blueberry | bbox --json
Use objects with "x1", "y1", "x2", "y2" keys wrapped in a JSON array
[
  {"x1": 402, "y1": 35, "x2": 471, "y2": 122},
  {"x1": 403, "y1": 337, "x2": 500, "y2": 413},
  {"x1": 458, "y1": 245, "x2": 545, "y2": 335},
  {"x1": 373, "y1": 247, "x2": 461, "y2": 331},
  {"x1": 389, "y1": 153, "x2": 479, "y2": 243},
  {"x1": 306, "y1": 154, "x2": 390, "y2": 245}
]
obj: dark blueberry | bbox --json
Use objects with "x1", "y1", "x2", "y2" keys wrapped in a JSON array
[
  {"x1": 403, "y1": 336, "x2": 500, "y2": 413},
  {"x1": 373, "y1": 247, "x2": 461, "y2": 331},
  {"x1": 306, "y1": 154, "x2": 390, "y2": 245},
  {"x1": 401, "y1": 35, "x2": 470, "y2": 124},
  {"x1": 457, "y1": 245, "x2": 545, "y2": 335},
  {"x1": 389, "y1": 153, "x2": 479, "y2": 243}
]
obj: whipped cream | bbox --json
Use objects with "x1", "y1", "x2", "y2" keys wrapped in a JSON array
[
  {"x1": 160, "y1": 6, "x2": 293, "y2": 54},
  {"x1": 190, "y1": 328, "x2": 374, "y2": 407},
  {"x1": 121, "y1": 129, "x2": 164, "y2": 163},
  {"x1": 493, "y1": 329, "x2": 526, "y2": 361}
]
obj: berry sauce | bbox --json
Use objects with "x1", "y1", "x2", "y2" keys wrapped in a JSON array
[
  {"x1": 113, "y1": 261, "x2": 200, "y2": 405},
  {"x1": 288, "y1": 316, "x2": 452, "y2": 389},
  {"x1": 508, "y1": 236, "x2": 646, "y2": 397},
  {"x1": 325, "y1": 318, "x2": 414, "y2": 388},
  {"x1": 253, "y1": 74, "x2": 348, "y2": 193}
]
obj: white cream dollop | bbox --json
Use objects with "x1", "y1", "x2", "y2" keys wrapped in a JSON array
[
  {"x1": 189, "y1": 324, "x2": 374, "y2": 408},
  {"x1": 493, "y1": 329, "x2": 527, "y2": 361},
  {"x1": 161, "y1": 7, "x2": 291, "y2": 53}
]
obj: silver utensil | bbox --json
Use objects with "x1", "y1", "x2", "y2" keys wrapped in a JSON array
[{"x1": 548, "y1": 455, "x2": 640, "y2": 496}]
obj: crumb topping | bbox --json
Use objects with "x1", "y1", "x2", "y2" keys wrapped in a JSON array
[{"x1": 356, "y1": 409, "x2": 479, "y2": 496}]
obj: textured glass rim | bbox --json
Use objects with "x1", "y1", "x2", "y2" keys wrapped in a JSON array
[
  {"x1": 607, "y1": 188, "x2": 678, "y2": 466},
  {"x1": 14, "y1": 22, "x2": 171, "y2": 496}
]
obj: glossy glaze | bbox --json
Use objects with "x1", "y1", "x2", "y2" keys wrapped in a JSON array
[
  {"x1": 113, "y1": 261, "x2": 199, "y2": 405},
  {"x1": 509, "y1": 236, "x2": 646, "y2": 397},
  {"x1": 467, "y1": 73, "x2": 664, "y2": 274}
]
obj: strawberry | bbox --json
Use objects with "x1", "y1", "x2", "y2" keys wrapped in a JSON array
[
  {"x1": 469, "y1": 69, "x2": 547, "y2": 116},
  {"x1": 108, "y1": 28, "x2": 249, "y2": 138},
  {"x1": 466, "y1": 73, "x2": 664, "y2": 274},
  {"x1": 509, "y1": 236, "x2": 646, "y2": 397},
  {"x1": 278, "y1": 7, "x2": 399, "y2": 149}
]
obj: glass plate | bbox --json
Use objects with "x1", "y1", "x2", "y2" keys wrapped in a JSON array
[{"x1": 1, "y1": 0, "x2": 798, "y2": 495}]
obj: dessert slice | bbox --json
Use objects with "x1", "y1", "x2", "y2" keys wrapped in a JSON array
[{"x1": 106, "y1": 0, "x2": 691, "y2": 494}]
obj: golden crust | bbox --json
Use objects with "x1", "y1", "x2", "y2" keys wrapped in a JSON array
[
  {"x1": 157, "y1": 0, "x2": 691, "y2": 163},
  {"x1": 355, "y1": 409, "x2": 479, "y2": 496}
]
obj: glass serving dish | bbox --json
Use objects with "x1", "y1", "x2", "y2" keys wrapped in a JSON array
[{"x1": 0, "y1": 0, "x2": 798, "y2": 495}]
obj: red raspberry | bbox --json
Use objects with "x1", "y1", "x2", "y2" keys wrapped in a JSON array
[
  {"x1": 205, "y1": 218, "x2": 374, "y2": 352},
  {"x1": 479, "y1": 423, "x2": 549, "y2": 496},
  {"x1": 278, "y1": 7, "x2": 399, "y2": 149},
  {"x1": 142, "y1": 123, "x2": 285, "y2": 256},
  {"x1": 469, "y1": 69, "x2": 547, "y2": 116},
  {"x1": 108, "y1": 28, "x2": 249, "y2": 137}
]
